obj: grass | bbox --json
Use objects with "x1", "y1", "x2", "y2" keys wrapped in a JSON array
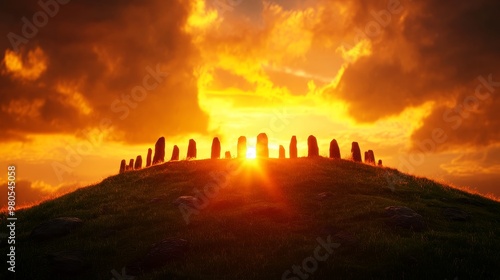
[{"x1": 1, "y1": 157, "x2": 500, "y2": 279}]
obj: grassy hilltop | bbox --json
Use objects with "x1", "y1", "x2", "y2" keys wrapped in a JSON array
[{"x1": 2, "y1": 158, "x2": 500, "y2": 280}]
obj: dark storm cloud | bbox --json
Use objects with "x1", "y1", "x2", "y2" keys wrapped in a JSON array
[
  {"x1": 322, "y1": 0, "x2": 500, "y2": 150},
  {"x1": 0, "y1": 0, "x2": 208, "y2": 143}
]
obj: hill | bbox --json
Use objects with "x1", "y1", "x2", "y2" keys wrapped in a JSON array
[{"x1": 2, "y1": 158, "x2": 500, "y2": 279}]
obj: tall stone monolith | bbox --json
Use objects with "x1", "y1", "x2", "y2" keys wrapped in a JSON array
[
  {"x1": 256, "y1": 133, "x2": 269, "y2": 158},
  {"x1": 289, "y1": 136, "x2": 297, "y2": 158},
  {"x1": 152, "y1": 137, "x2": 165, "y2": 165},
  {"x1": 135, "y1": 155, "x2": 142, "y2": 170},
  {"x1": 187, "y1": 139, "x2": 197, "y2": 159},
  {"x1": 307, "y1": 135, "x2": 319, "y2": 157},
  {"x1": 146, "y1": 148, "x2": 152, "y2": 167},
  {"x1": 279, "y1": 145, "x2": 285, "y2": 159},
  {"x1": 211, "y1": 137, "x2": 221, "y2": 159},
  {"x1": 329, "y1": 139, "x2": 341, "y2": 159},
  {"x1": 237, "y1": 136, "x2": 247, "y2": 158},
  {"x1": 119, "y1": 159, "x2": 126, "y2": 174},
  {"x1": 351, "y1": 142, "x2": 362, "y2": 162},
  {"x1": 171, "y1": 145, "x2": 179, "y2": 161}
]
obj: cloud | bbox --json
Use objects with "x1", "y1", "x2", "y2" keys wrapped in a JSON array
[
  {"x1": 320, "y1": 0, "x2": 500, "y2": 150},
  {"x1": 0, "y1": 0, "x2": 209, "y2": 144},
  {"x1": 0, "y1": 180, "x2": 79, "y2": 209}
]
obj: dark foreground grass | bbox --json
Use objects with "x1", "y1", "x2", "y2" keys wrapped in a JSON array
[{"x1": 1, "y1": 158, "x2": 500, "y2": 279}]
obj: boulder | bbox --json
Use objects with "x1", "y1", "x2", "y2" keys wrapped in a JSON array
[
  {"x1": 378, "y1": 159, "x2": 383, "y2": 166},
  {"x1": 307, "y1": 135, "x2": 319, "y2": 157},
  {"x1": 152, "y1": 137, "x2": 166, "y2": 165},
  {"x1": 146, "y1": 148, "x2": 152, "y2": 167},
  {"x1": 237, "y1": 136, "x2": 247, "y2": 158},
  {"x1": 385, "y1": 206, "x2": 426, "y2": 231},
  {"x1": 329, "y1": 139, "x2": 341, "y2": 159},
  {"x1": 225, "y1": 151, "x2": 232, "y2": 159},
  {"x1": 30, "y1": 217, "x2": 83, "y2": 241},
  {"x1": 351, "y1": 142, "x2": 362, "y2": 162},
  {"x1": 171, "y1": 145, "x2": 179, "y2": 161},
  {"x1": 211, "y1": 137, "x2": 221, "y2": 159},
  {"x1": 135, "y1": 155, "x2": 142, "y2": 170},
  {"x1": 187, "y1": 139, "x2": 197, "y2": 159},
  {"x1": 279, "y1": 145, "x2": 285, "y2": 159},
  {"x1": 119, "y1": 159, "x2": 126, "y2": 174},
  {"x1": 289, "y1": 136, "x2": 297, "y2": 158},
  {"x1": 256, "y1": 133, "x2": 269, "y2": 158}
]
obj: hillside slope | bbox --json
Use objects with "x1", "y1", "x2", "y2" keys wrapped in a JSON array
[{"x1": 2, "y1": 158, "x2": 500, "y2": 280}]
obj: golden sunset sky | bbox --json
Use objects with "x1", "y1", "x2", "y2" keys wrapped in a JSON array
[{"x1": 1, "y1": 0, "x2": 499, "y2": 207}]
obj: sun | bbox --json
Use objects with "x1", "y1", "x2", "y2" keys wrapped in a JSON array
[{"x1": 246, "y1": 146, "x2": 256, "y2": 159}]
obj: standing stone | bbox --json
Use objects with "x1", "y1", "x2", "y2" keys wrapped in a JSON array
[
  {"x1": 329, "y1": 139, "x2": 341, "y2": 159},
  {"x1": 135, "y1": 155, "x2": 142, "y2": 170},
  {"x1": 171, "y1": 145, "x2": 180, "y2": 161},
  {"x1": 366, "y1": 150, "x2": 376, "y2": 165},
  {"x1": 351, "y1": 142, "x2": 362, "y2": 162},
  {"x1": 211, "y1": 137, "x2": 221, "y2": 159},
  {"x1": 225, "y1": 151, "x2": 231, "y2": 159},
  {"x1": 289, "y1": 136, "x2": 297, "y2": 158},
  {"x1": 256, "y1": 133, "x2": 269, "y2": 158},
  {"x1": 307, "y1": 135, "x2": 319, "y2": 157},
  {"x1": 378, "y1": 159, "x2": 383, "y2": 166},
  {"x1": 119, "y1": 159, "x2": 126, "y2": 174},
  {"x1": 128, "y1": 159, "x2": 134, "y2": 171},
  {"x1": 152, "y1": 137, "x2": 165, "y2": 165},
  {"x1": 237, "y1": 136, "x2": 247, "y2": 158},
  {"x1": 279, "y1": 145, "x2": 285, "y2": 159},
  {"x1": 187, "y1": 139, "x2": 197, "y2": 159},
  {"x1": 146, "y1": 148, "x2": 152, "y2": 167}
]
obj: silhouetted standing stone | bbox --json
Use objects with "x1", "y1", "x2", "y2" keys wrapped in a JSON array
[
  {"x1": 119, "y1": 160, "x2": 126, "y2": 174},
  {"x1": 289, "y1": 136, "x2": 297, "y2": 158},
  {"x1": 365, "y1": 150, "x2": 376, "y2": 165},
  {"x1": 279, "y1": 145, "x2": 285, "y2": 159},
  {"x1": 307, "y1": 135, "x2": 319, "y2": 157},
  {"x1": 256, "y1": 133, "x2": 269, "y2": 158},
  {"x1": 153, "y1": 137, "x2": 165, "y2": 165},
  {"x1": 211, "y1": 137, "x2": 221, "y2": 159},
  {"x1": 135, "y1": 155, "x2": 142, "y2": 170},
  {"x1": 237, "y1": 136, "x2": 247, "y2": 158},
  {"x1": 146, "y1": 148, "x2": 152, "y2": 167},
  {"x1": 329, "y1": 139, "x2": 341, "y2": 159},
  {"x1": 351, "y1": 142, "x2": 362, "y2": 162},
  {"x1": 129, "y1": 159, "x2": 134, "y2": 171},
  {"x1": 225, "y1": 151, "x2": 231, "y2": 159},
  {"x1": 187, "y1": 139, "x2": 197, "y2": 159},
  {"x1": 378, "y1": 159, "x2": 383, "y2": 167},
  {"x1": 171, "y1": 145, "x2": 180, "y2": 161}
]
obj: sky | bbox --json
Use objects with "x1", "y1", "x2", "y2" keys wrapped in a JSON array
[{"x1": 1, "y1": 0, "x2": 500, "y2": 208}]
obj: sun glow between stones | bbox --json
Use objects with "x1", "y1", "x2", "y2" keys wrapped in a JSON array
[{"x1": 246, "y1": 146, "x2": 257, "y2": 159}]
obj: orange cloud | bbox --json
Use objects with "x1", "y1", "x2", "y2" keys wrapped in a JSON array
[{"x1": 2, "y1": 47, "x2": 47, "y2": 80}]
